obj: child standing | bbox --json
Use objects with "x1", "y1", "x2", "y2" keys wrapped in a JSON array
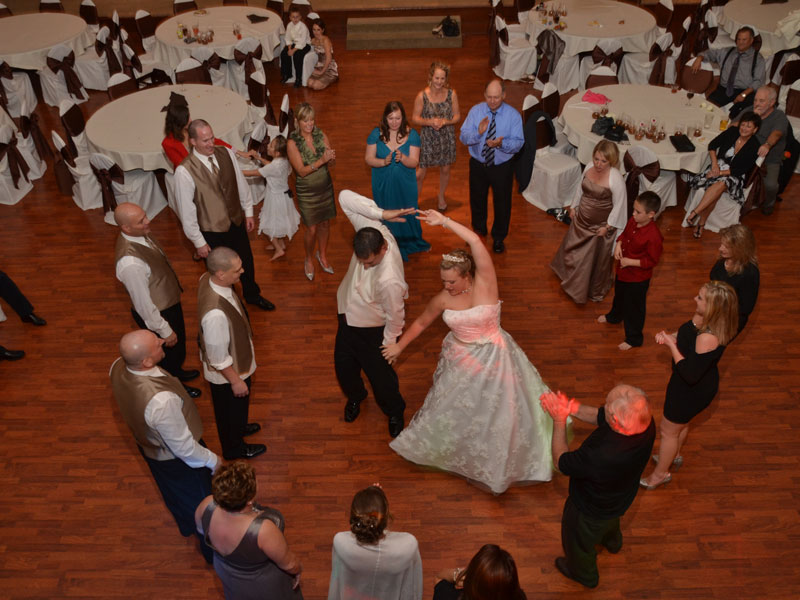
[
  {"x1": 598, "y1": 191, "x2": 663, "y2": 350},
  {"x1": 243, "y1": 136, "x2": 299, "y2": 261}
]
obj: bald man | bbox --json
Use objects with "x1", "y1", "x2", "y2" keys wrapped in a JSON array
[
  {"x1": 114, "y1": 203, "x2": 201, "y2": 398},
  {"x1": 110, "y1": 329, "x2": 220, "y2": 563},
  {"x1": 197, "y1": 247, "x2": 265, "y2": 460},
  {"x1": 541, "y1": 384, "x2": 656, "y2": 588}
]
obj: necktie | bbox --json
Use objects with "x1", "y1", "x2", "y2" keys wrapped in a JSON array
[
  {"x1": 482, "y1": 111, "x2": 497, "y2": 166},
  {"x1": 726, "y1": 53, "x2": 742, "y2": 98},
  {"x1": 208, "y1": 155, "x2": 220, "y2": 176}
]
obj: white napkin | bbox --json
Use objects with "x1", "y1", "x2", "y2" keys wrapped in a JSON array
[{"x1": 777, "y1": 9, "x2": 800, "y2": 43}]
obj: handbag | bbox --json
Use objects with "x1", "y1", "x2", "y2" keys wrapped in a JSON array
[
  {"x1": 604, "y1": 125, "x2": 628, "y2": 143},
  {"x1": 590, "y1": 116, "x2": 614, "y2": 136},
  {"x1": 670, "y1": 134, "x2": 696, "y2": 152}
]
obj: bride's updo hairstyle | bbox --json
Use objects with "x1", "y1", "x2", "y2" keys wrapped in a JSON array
[
  {"x1": 349, "y1": 485, "x2": 391, "y2": 545},
  {"x1": 440, "y1": 249, "x2": 475, "y2": 279}
]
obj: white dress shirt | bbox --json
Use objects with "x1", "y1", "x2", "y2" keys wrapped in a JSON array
[
  {"x1": 199, "y1": 278, "x2": 257, "y2": 385},
  {"x1": 285, "y1": 20, "x2": 310, "y2": 50},
  {"x1": 174, "y1": 147, "x2": 254, "y2": 249},
  {"x1": 109, "y1": 363, "x2": 219, "y2": 470},
  {"x1": 336, "y1": 190, "x2": 408, "y2": 346},
  {"x1": 116, "y1": 233, "x2": 174, "y2": 339}
]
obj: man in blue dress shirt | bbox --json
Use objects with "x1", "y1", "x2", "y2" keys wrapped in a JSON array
[{"x1": 459, "y1": 79, "x2": 523, "y2": 253}]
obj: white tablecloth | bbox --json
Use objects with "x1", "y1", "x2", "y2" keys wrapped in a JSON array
[
  {"x1": 85, "y1": 84, "x2": 251, "y2": 172},
  {"x1": 560, "y1": 84, "x2": 730, "y2": 173},
  {"x1": 721, "y1": 0, "x2": 800, "y2": 57},
  {"x1": 0, "y1": 13, "x2": 91, "y2": 70},
  {"x1": 525, "y1": 0, "x2": 658, "y2": 57},
  {"x1": 154, "y1": 6, "x2": 284, "y2": 69}
]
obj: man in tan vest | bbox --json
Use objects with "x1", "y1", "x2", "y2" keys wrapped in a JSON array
[
  {"x1": 114, "y1": 203, "x2": 201, "y2": 398},
  {"x1": 110, "y1": 329, "x2": 220, "y2": 563},
  {"x1": 174, "y1": 119, "x2": 275, "y2": 312},
  {"x1": 198, "y1": 247, "x2": 265, "y2": 460}
]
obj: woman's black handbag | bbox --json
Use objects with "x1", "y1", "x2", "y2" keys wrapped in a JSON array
[{"x1": 670, "y1": 134, "x2": 696, "y2": 152}]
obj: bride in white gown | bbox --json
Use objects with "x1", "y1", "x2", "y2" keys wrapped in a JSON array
[{"x1": 383, "y1": 210, "x2": 554, "y2": 494}]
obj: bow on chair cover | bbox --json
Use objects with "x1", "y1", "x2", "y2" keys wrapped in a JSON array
[
  {"x1": 0, "y1": 62, "x2": 12, "y2": 108},
  {"x1": 201, "y1": 52, "x2": 223, "y2": 73},
  {"x1": 61, "y1": 104, "x2": 85, "y2": 156},
  {"x1": 623, "y1": 152, "x2": 660, "y2": 216},
  {"x1": 648, "y1": 44, "x2": 673, "y2": 86},
  {"x1": 741, "y1": 163, "x2": 765, "y2": 214},
  {"x1": 233, "y1": 45, "x2": 263, "y2": 82},
  {"x1": 122, "y1": 51, "x2": 142, "y2": 79},
  {"x1": 0, "y1": 137, "x2": 31, "y2": 189},
  {"x1": 91, "y1": 162, "x2": 123, "y2": 213},
  {"x1": 592, "y1": 46, "x2": 624, "y2": 69},
  {"x1": 20, "y1": 113, "x2": 54, "y2": 161},
  {"x1": 489, "y1": 16, "x2": 501, "y2": 68},
  {"x1": 265, "y1": 96, "x2": 277, "y2": 126},
  {"x1": 95, "y1": 38, "x2": 122, "y2": 75},
  {"x1": 46, "y1": 51, "x2": 84, "y2": 98},
  {"x1": 693, "y1": 25, "x2": 717, "y2": 55}
]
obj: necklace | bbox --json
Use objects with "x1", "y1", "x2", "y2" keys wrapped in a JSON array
[{"x1": 458, "y1": 287, "x2": 472, "y2": 295}]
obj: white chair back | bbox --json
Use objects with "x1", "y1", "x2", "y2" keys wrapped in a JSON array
[{"x1": 176, "y1": 57, "x2": 203, "y2": 73}]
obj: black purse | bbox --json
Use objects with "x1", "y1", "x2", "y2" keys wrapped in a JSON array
[
  {"x1": 670, "y1": 134, "x2": 696, "y2": 152},
  {"x1": 590, "y1": 116, "x2": 614, "y2": 136}
]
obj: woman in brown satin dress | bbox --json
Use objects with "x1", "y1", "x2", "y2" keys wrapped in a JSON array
[
  {"x1": 550, "y1": 140, "x2": 628, "y2": 304},
  {"x1": 195, "y1": 462, "x2": 303, "y2": 600}
]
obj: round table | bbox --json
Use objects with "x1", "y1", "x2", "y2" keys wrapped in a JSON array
[
  {"x1": 560, "y1": 84, "x2": 730, "y2": 173},
  {"x1": 524, "y1": 0, "x2": 658, "y2": 56},
  {"x1": 721, "y1": 0, "x2": 800, "y2": 57},
  {"x1": 85, "y1": 84, "x2": 251, "y2": 172},
  {"x1": 153, "y1": 6, "x2": 284, "y2": 69},
  {"x1": 0, "y1": 13, "x2": 91, "y2": 70}
]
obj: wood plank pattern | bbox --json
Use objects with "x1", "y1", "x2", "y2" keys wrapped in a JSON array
[{"x1": 1, "y1": 6, "x2": 798, "y2": 599}]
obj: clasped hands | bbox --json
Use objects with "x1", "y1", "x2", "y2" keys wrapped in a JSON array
[
  {"x1": 383, "y1": 150, "x2": 406, "y2": 166},
  {"x1": 478, "y1": 117, "x2": 503, "y2": 148},
  {"x1": 539, "y1": 390, "x2": 579, "y2": 422},
  {"x1": 654, "y1": 330, "x2": 677, "y2": 346}
]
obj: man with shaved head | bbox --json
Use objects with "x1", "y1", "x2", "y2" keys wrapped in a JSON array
[
  {"x1": 459, "y1": 78, "x2": 523, "y2": 254},
  {"x1": 114, "y1": 202, "x2": 201, "y2": 398},
  {"x1": 197, "y1": 247, "x2": 265, "y2": 460},
  {"x1": 540, "y1": 384, "x2": 656, "y2": 588},
  {"x1": 110, "y1": 329, "x2": 220, "y2": 563}
]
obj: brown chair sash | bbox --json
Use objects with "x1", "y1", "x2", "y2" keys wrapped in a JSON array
[
  {"x1": 247, "y1": 78, "x2": 265, "y2": 108},
  {"x1": 769, "y1": 46, "x2": 800, "y2": 80},
  {"x1": 648, "y1": 44, "x2": 673, "y2": 86},
  {"x1": 623, "y1": 152, "x2": 660, "y2": 215},
  {"x1": 786, "y1": 88, "x2": 800, "y2": 118},
  {"x1": 740, "y1": 163, "x2": 764, "y2": 214},
  {"x1": 585, "y1": 73, "x2": 618, "y2": 88},
  {"x1": 201, "y1": 52, "x2": 223, "y2": 73},
  {"x1": 248, "y1": 135, "x2": 270, "y2": 158},
  {"x1": 0, "y1": 61, "x2": 11, "y2": 107},
  {"x1": 90, "y1": 162, "x2": 123, "y2": 213},
  {"x1": 679, "y1": 64, "x2": 714, "y2": 94},
  {"x1": 46, "y1": 51, "x2": 84, "y2": 98},
  {"x1": 693, "y1": 26, "x2": 717, "y2": 55},
  {"x1": 61, "y1": 103, "x2": 86, "y2": 137},
  {"x1": 174, "y1": 1, "x2": 198, "y2": 15},
  {"x1": 0, "y1": 136, "x2": 31, "y2": 188},
  {"x1": 59, "y1": 141, "x2": 76, "y2": 168},
  {"x1": 489, "y1": 18, "x2": 501, "y2": 68},
  {"x1": 136, "y1": 14, "x2": 156, "y2": 40},
  {"x1": 79, "y1": 3, "x2": 98, "y2": 25},
  {"x1": 39, "y1": 1, "x2": 64, "y2": 13},
  {"x1": 122, "y1": 50, "x2": 143, "y2": 79},
  {"x1": 265, "y1": 95, "x2": 277, "y2": 126},
  {"x1": 653, "y1": 4, "x2": 673, "y2": 29},
  {"x1": 95, "y1": 38, "x2": 122, "y2": 76},
  {"x1": 20, "y1": 113, "x2": 54, "y2": 161},
  {"x1": 107, "y1": 77, "x2": 137, "y2": 100},
  {"x1": 54, "y1": 155, "x2": 75, "y2": 195},
  {"x1": 591, "y1": 45, "x2": 624, "y2": 68},
  {"x1": 0, "y1": 6, "x2": 12, "y2": 16},
  {"x1": 537, "y1": 29, "x2": 567, "y2": 77},
  {"x1": 268, "y1": 0, "x2": 284, "y2": 19},
  {"x1": 233, "y1": 45, "x2": 263, "y2": 82},
  {"x1": 534, "y1": 119, "x2": 554, "y2": 150},
  {"x1": 175, "y1": 65, "x2": 210, "y2": 85}
]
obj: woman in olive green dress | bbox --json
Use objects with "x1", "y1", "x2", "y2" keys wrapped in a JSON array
[{"x1": 287, "y1": 103, "x2": 337, "y2": 281}]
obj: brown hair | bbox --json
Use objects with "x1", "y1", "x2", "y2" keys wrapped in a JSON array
[
  {"x1": 349, "y1": 486, "x2": 390, "y2": 545},
  {"x1": 719, "y1": 224, "x2": 757, "y2": 275},
  {"x1": 212, "y1": 461, "x2": 257, "y2": 512},
  {"x1": 462, "y1": 544, "x2": 526, "y2": 600},
  {"x1": 427, "y1": 61, "x2": 451, "y2": 87},
  {"x1": 164, "y1": 104, "x2": 190, "y2": 142},
  {"x1": 379, "y1": 101, "x2": 410, "y2": 144},
  {"x1": 593, "y1": 139, "x2": 619, "y2": 168},
  {"x1": 294, "y1": 102, "x2": 315, "y2": 124},
  {"x1": 271, "y1": 135, "x2": 288, "y2": 158},
  {"x1": 440, "y1": 249, "x2": 475, "y2": 279},
  {"x1": 701, "y1": 281, "x2": 739, "y2": 346},
  {"x1": 636, "y1": 191, "x2": 661, "y2": 215}
]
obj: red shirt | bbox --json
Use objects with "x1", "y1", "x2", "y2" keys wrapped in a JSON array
[
  {"x1": 616, "y1": 217, "x2": 663, "y2": 283},
  {"x1": 161, "y1": 134, "x2": 232, "y2": 169}
]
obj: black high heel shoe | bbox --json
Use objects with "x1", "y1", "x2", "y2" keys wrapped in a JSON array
[
  {"x1": 686, "y1": 210, "x2": 699, "y2": 226},
  {"x1": 693, "y1": 222, "x2": 703, "y2": 239}
]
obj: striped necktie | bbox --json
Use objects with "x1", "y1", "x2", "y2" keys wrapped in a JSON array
[
  {"x1": 208, "y1": 155, "x2": 220, "y2": 177},
  {"x1": 482, "y1": 111, "x2": 497, "y2": 166}
]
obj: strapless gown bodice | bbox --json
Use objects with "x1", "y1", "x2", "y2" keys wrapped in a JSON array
[{"x1": 442, "y1": 302, "x2": 502, "y2": 344}]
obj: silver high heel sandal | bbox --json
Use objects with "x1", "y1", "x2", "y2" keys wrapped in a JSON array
[{"x1": 316, "y1": 251, "x2": 334, "y2": 274}]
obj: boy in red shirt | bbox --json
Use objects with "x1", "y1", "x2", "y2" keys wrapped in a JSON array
[{"x1": 598, "y1": 191, "x2": 663, "y2": 350}]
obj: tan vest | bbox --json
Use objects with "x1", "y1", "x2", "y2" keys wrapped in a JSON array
[
  {"x1": 180, "y1": 147, "x2": 243, "y2": 232},
  {"x1": 110, "y1": 358, "x2": 204, "y2": 461},
  {"x1": 197, "y1": 273, "x2": 253, "y2": 376},
  {"x1": 115, "y1": 234, "x2": 182, "y2": 311}
]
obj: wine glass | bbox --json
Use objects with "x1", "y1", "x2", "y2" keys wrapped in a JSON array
[{"x1": 685, "y1": 91, "x2": 695, "y2": 107}]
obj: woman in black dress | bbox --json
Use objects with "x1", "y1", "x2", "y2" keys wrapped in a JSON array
[
  {"x1": 194, "y1": 462, "x2": 303, "y2": 600},
  {"x1": 710, "y1": 224, "x2": 759, "y2": 334},
  {"x1": 640, "y1": 281, "x2": 738, "y2": 489},
  {"x1": 432, "y1": 544, "x2": 526, "y2": 600}
]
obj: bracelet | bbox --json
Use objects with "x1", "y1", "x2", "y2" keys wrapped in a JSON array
[
  {"x1": 442, "y1": 217, "x2": 450, "y2": 228},
  {"x1": 453, "y1": 567, "x2": 461, "y2": 581}
]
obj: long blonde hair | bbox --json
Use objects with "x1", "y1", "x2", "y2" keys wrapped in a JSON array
[
  {"x1": 719, "y1": 224, "x2": 757, "y2": 275},
  {"x1": 701, "y1": 281, "x2": 738, "y2": 346}
]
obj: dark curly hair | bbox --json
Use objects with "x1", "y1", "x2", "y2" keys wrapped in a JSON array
[
  {"x1": 379, "y1": 101, "x2": 410, "y2": 144},
  {"x1": 463, "y1": 544, "x2": 526, "y2": 600},
  {"x1": 212, "y1": 461, "x2": 257, "y2": 512},
  {"x1": 164, "y1": 104, "x2": 190, "y2": 142},
  {"x1": 349, "y1": 486, "x2": 390, "y2": 545}
]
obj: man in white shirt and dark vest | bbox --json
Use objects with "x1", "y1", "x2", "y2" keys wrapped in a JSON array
[
  {"x1": 110, "y1": 329, "x2": 220, "y2": 563},
  {"x1": 335, "y1": 190, "x2": 414, "y2": 438},
  {"x1": 198, "y1": 247, "x2": 266, "y2": 460},
  {"x1": 174, "y1": 119, "x2": 275, "y2": 312},
  {"x1": 114, "y1": 203, "x2": 201, "y2": 398}
]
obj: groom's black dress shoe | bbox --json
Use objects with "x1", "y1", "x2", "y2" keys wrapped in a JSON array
[
  {"x1": 243, "y1": 423, "x2": 261, "y2": 436},
  {"x1": 227, "y1": 444, "x2": 266, "y2": 460},
  {"x1": 248, "y1": 296, "x2": 276, "y2": 311},
  {"x1": 176, "y1": 368, "x2": 200, "y2": 382},
  {"x1": 493, "y1": 239, "x2": 505, "y2": 254},
  {"x1": 0, "y1": 346, "x2": 25, "y2": 361},
  {"x1": 388, "y1": 416, "x2": 404, "y2": 438},
  {"x1": 344, "y1": 400, "x2": 361, "y2": 422},
  {"x1": 183, "y1": 385, "x2": 202, "y2": 398},
  {"x1": 22, "y1": 313, "x2": 47, "y2": 326}
]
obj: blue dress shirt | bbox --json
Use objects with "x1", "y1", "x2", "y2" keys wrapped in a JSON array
[{"x1": 459, "y1": 101, "x2": 524, "y2": 166}]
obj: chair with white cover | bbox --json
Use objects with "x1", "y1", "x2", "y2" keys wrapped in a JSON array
[
  {"x1": 0, "y1": 124, "x2": 33, "y2": 204},
  {"x1": 39, "y1": 0, "x2": 63, "y2": 13},
  {"x1": 0, "y1": 60, "x2": 37, "y2": 119},
  {"x1": 584, "y1": 65, "x2": 619, "y2": 89},
  {"x1": 288, "y1": 0, "x2": 313, "y2": 20},
  {"x1": 59, "y1": 99, "x2": 90, "y2": 157},
  {"x1": 785, "y1": 78, "x2": 800, "y2": 135},
  {"x1": 135, "y1": 10, "x2": 158, "y2": 55},
  {"x1": 653, "y1": 0, "x2": 674, "y2": 35},
  {"x1": 0, "y1": 3, "x2": 11, "y2": 17},
  {"x1": 279, "y1": 93, "x2": 293, "y2": 138},
  {"x1": 700, "y1": 10, "x2": 734, "y2": 52},
  {"x1": 191, "y1": 46, "x2": 230, "y2": 89},
  {"x1": 52, "y1": 130, "x2": 102, "y2": 209},
  {"x1": 247, "y1": 70, "x2": 268, "y2": 122},
  {"x1": 623, "y1": 146, "x2": 676, "y2": 217},
  {"x1": 522, "y1": 94, "x2": 540, "y2": 123},
  {"x1": 774, "y1": 55, "x2": 800, "y2": 109},
  {"x1": 268, "y1": 0, "x2": 284, "y2": 20},
  {"x1": 40, "y1": 45, "x2": 88, "y2": 107},
  {"x1": 248, "y1": 120, "x2": 271, "y2": 157},
  {"x1": 678, "y1": 60, "x2": 716, "y2": 95},
  {"x1": 76, "y1": 27, "x2": 121, "y2": 91},
  {"x1": 683, "y1": 156, "x2": 764, "y2": 232},
  {"x1": 173, "y1": 0, "x2": 198, "y2": 15},
  {"x1": 522, "y1": 116, "x2": 582, "y2": 211},
  {"x1": 492, "y1": 15, "x2": 537, "y2": 81},
  {"x1": 534, "y1": 28, "x2": 578, "y2": 93},
  {"x1": 619, "y1": 32, "x2": 673, "y2": 85},
  {"x1": 175, "y1": 58, "x2": 211, "y2": 85},
  {"x1": 579, "y1": 39, "x2": 623, "y2": 90},
  {"x1": 16, "y1": 100, "x2": 49, "y2": 181},
  {"x1": 229, "y1": 38, "x2": 265, "y2": 100},
  {"x1": 107, "y1": 73, "x2": 137, "y2": 100},
  {"x1": 89, "y1": 153, "x2": 167, "y2": 224},
  {"x1": 79, "y1": 0, "x2": 99, "y2": 40}
]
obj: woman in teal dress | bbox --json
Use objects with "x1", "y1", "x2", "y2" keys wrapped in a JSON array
[{"x1": 365, "y1": 101, "x2": 430, "y2": 261}]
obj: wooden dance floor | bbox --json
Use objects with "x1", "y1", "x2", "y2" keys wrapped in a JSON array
[{"x1": 1, "y1": 7, "x2": 798, "y2": 599}]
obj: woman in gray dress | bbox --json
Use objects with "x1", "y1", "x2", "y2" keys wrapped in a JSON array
[
  {"x1": 287, "y1": 102, "x2": 336, "y2": 281},
  {"x1": 195, "y1": 462, "x2": 303, "y2": 600}
]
